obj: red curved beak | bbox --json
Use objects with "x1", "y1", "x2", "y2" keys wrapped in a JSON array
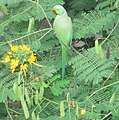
[{"x1": 52, "y1": 9, "x2": 56, "y2": 13}]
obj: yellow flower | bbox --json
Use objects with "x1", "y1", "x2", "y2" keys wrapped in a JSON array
[
  {"x1": 10, "y1": 59, "x2": 19, "y2": 73},
  {"x1": 20, "y1": 64, "x2": 28, "y2": 73},
  {"x1": 4, "y1": 44, "x2": 37, "y2": 73},
  {"x1": 28, "y1": 53, "x2": 36, "y2": 64},
  {"x1": 7, "y1": 52, "x2": 12, "y2": 55},
  {"x1": 5, "y1": 55, "x2": 10, "y2": 62},
  {"x1": 80, "y1": 109, "x2": 86, "y2": 115},
  {"x1": 19, "y1": 45, "x2": 30, "y2": 52},
  {"x1": 11, "y1": 59, "x2": 19, "y2": 67},
  {"x1": 11, "y1": 45, "x2": 18, "y2": 52},
  {"x1": 10, "y1": 66, "x2": 15, "y2": 73}
]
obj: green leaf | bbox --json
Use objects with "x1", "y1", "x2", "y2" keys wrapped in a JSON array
[
  {"x1": 0, "y1": 87, "x2": 8, "y2": 102},
  {"x1": 50, "y1": 84, "x2": 62, "y2": 96}
]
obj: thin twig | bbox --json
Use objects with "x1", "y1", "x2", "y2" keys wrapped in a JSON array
[
  {"x1": 38, "y1": 102, "x2": 50, "y2": 114},
  {"x1": 33, "y1": 99, "x2": 44, "y2": 112},
  {"x1": 0, "y1": 28, "x2": 51, "y2": 46},
  {"x1": 5, "y1": 102, "x2": 14, "y2": 120},
  {"x1": 33, "y1": 62, "x2": 44, "y2": 67},
  {"x1": 103, "y1": 61, "x2": 119, "y2": 85},
  {"x1": 101, "y1": 20, "x2": 119, "y2": 45},
  {"x1": 8, "y1": 108, "x2": 21, "y2": 115},
  {"x1": 70, "y1": 45, "x2": 80, "y2": 55},
  {"x1": 38, "y1": 29, "x2": 52, "y2": 41},
  {"x1": 101, "y1": 112, "x2": 112, "y2": 120},
  {"x1": 43, "y1": 97, "x2": 59, "y2": 105},
  {"x1": 29, "y1": 0, "x2": 53, "y2": 29},
  {"x1": 0, "y1": 7, "x2": 32, "y2": 28},
  {"x1": 56, "y1": 47, "x2": 61, "y2": 60},
  {"x1": 85, "y1": 80, "x2": 119, "y2": 103}
]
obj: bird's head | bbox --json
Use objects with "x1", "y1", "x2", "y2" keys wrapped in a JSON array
[{"x1": 52, "y1": 5, "x2": 66, "y2": 15}]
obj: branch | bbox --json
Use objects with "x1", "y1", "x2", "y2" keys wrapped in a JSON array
[
  {"x1": 101, "y1": 112, "x2": 112, "y2": 120},
  {"x1": 29, "y1": 0, "x2": 53, "y2": 29},
  {"x1": 0, "y1": 28, "x2": 51, "y2": 46},
  {"x1": 103, "y1": 61, "x2": 119, "y2": 85},
  {"x1": 101, "y1": 20, "x2": 119, "y2": 45},
  {"x1": 84, "y1": 74, "x2": 119, "y2": 103}
]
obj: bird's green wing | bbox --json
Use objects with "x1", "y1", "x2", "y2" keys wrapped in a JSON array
[{"x1": 53, "y1": 16, "x2": 72, "y2": 46}]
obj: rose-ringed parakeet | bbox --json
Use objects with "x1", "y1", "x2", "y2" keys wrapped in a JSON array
[{"x1": 52, "y1": 5, "x2": 72, "y2": 80}]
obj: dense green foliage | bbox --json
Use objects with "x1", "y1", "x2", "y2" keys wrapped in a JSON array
[{"x1": 0, "y1": 0, "x2": 119, "y2": 120}]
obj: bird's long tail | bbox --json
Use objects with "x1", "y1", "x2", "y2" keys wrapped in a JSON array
[{"x1": 61, "y1": 45, "x2": 67, "y2": 80}]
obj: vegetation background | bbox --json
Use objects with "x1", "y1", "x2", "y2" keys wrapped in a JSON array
[{"x1": 0, "y1": 0, "x2": 119, "y2": 120}]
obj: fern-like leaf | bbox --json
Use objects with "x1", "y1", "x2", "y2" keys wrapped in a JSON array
[
  {"x1": 69, "y1": 48, "x2": 116, "y2": 85},
  {"x1": 73, "y1": 10, "x2": 117, "y2": 39}
]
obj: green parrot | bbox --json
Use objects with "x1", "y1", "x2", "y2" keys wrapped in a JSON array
[{"x1": 52, "y1": 5, "x2": 72, "y2": 80}]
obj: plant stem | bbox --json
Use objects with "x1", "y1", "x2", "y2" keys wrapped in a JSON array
[
  {"x1": 0, "y1": 28, "x2": 51, "y2": 46},
  {"x1": 43, "y1": 97, "x2": 59, "y2": 105},
  {"x1": 101, "y1": 20, "x2": 119, "y2": 45},
  {"x1": 5, "y1": 102, "x2": 14, "y2": 120},
  {"x1": 85, "y1": 80, "x2": 119, "y2": 103},
  {"x1": 103, "y1": 61, "x2": 119, "y2": 85},
  {"x1": 29, "y1": 0, "x2": 53, "y2": 29}
]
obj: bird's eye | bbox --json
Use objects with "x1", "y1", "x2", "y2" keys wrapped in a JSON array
[{"x1": 52, "y1": 9, "x2": 56, "y2": 13}]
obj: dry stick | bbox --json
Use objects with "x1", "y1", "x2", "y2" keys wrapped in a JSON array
[
  {"x1": 70, "y1": 45, "x2": 80, "y2": 55},
  {"x1": 85, "y1": 80, "x2": 119, "y2": 103},
  {"x1": 49, "y1": 48, "x2": 53, "y2": 59},
  {"x1": 29, "y1": 0, "x2": 53, "y2": 29},
  {"x1": 101, "y1": 112, "x2": 112, "y2": 120},
  {"x1": 0, "y1": 7, "x2": 32, "y2": 28},
  {"x1": 84, "y1": 65, "x2": 119, "y2": 103},
  {"x1": 103, "y1": 61, "x2": 119, "y2": 85},
  {"x1": 0, "y1": 28, "x2": 51, "y2": 46},
  {"x1": 101, "y1": 20, "x2": 119, "y2": 45},
  {"x1": 56, "y1": 47, "x2": 61, "y2": 60}
]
